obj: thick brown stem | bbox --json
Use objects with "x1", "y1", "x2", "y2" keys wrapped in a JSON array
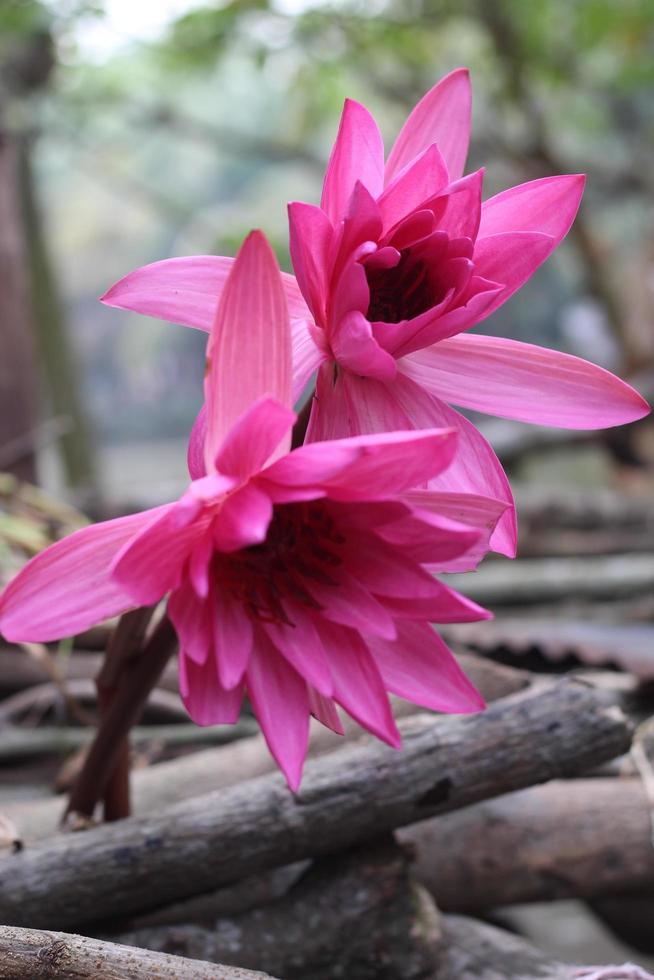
[
  {"x1": 65, "y1": 616, "x2": 178, "y2": 823},
  {"x1": 290, "y1": 395, "x2": 313, "y2": 448}
]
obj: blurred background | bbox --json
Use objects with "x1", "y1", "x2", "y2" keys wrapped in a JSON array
[{"x1": 0, "y1": 0, "x2": 652, "y2": 509}]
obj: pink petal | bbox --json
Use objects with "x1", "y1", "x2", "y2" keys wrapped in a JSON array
[
  {"x1": 377, "y1": 143, "x2": 449, "y2": 233},
  {"x1": 291, "y1": 319, "x2": 326, "y2": 402},
  {"x1": 387, "y1": 373, "x2": 517, "y2": 556},
  {"x1": 385, "y1": 68, "x2": 472, "y2": 184},
  {"x1": 188, "y1": 532, "x2": 213, "y2": 598},
  {"x1": 368, "y1": 620, "x2": 485, "y2": 713},
  {"x1": 331, "y1": 311, "x2": 397, "y2": 381},
  {"x1": 321, "y1": 99, "x2": 385, "y2": 225},
  {"x1": 341, "y1": 531, "x2": 458, "y2": 598},
  {"x1": 213, "y1": 586, "x2": 253, "y2": 689},
  {"x1": 469, "y1": 231, "x2": 555, "y2": 321},
  {"x1": 319, "y1": 620, "x2": 400, "y2": 747},
  {"x1": 112, "y1": 500, "x2": 213, "y2": 605},
  {"x1": 187, "y1": 406, "x2": 207, "y2": 480},
  {"x1": 288, "y1": 202, "x2": 333, "y2": 325},
  {"x1": 264, "y1": 606, "x2": 333, "y2": 696},
  {"x1": 428, "y1": 169, "x2": 484, "y2": 241},
  {"x1": 401, "y1": 333, "x2": 650, "y2": 428},
  {"x1": 382, "y1": 583, "x2": 491, "y2": 623},
  {"x1": 246, "y1": 630, "x2": 310, "y2": 791},
  {"x1": 371, "y1": 511, "x2": 483, "y2": 567},
  {"x1": 308, "y1": 687, "x2": 345, "y2": 735},
  {"x1": 179, "y1": 651, "x2": 244, "y2": 726},
  {"x1": 101, "y1": 255, "x2": 311, "y2": 328},
  {"x1": 479, "y1": 173, "x2": 585, "y2": 240},
  {"x1": 204, "y1": 231, "x2": 292, "y2": 469},
  {"x1": 308, "y1": 568, "x2": 398, "y2": 640},
  {"x1": 0, "y1": 506, "x2": 171, "y2": 643},
  {"x1": 167, "y1": 581, "x2": 211, "y2": 665},
  {"x1": 213, "y1": 482, "x2": 273, "y2": 553},
  {"x1": 215, "y1": 397, "x2": 295, "y2": 480},
  {"x1": 400, "y1": 490, "x2": 509, "y2": 571}
]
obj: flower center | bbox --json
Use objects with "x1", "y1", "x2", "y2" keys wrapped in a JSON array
[
  {"x1": 215, "y1": 501, "x2": 344, "y2": 625},
  {"x1": 365, "y1": 250, "x2": 438, "y2": 323}
]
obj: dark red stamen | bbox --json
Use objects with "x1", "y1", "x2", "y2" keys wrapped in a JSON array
[{"x1": 366, "y1": 249, "x2": 442, "y2": 323}]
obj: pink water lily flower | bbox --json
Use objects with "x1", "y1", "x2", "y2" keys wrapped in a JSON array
[
  {"x1": 0, "y1": 231, "x2": 502, "y2": 791},
  {"x1": 102, "y1": 69, "x2": 648, "y2": 558}
]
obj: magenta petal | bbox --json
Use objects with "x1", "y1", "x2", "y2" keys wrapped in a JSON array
[
  {"x1": 308, "y1": 569, "x2": 398, "y2": 640},
  {"x1": 213, "y1": 483, "x2": 273, "y2": 553},
  {"x1": 387, "y1": 373, "x2": 517, "y2": 556},
  {"x1": 331, "y1": 311, "x2": 397, "y2": 381},
  {"x1": 319, "y1": 620, "x2": 400, "y2": 748},
  {"x1": 341, "y1": 532, "x2": 450, "y2": 598},
  {"x1": 321, "y1": 99, "x2": 385, "y2": 225},
  {"x1": 167, "y1": 581, "x2": 211, "y2": 665},
  {"x1": 204, "y1": 231, "x2": 292, "y2": 469},
  {"x1": 247, "y1": 631, "x2": 310, "y2": 791},
  {"x1": 215, "y1": 397, "x2": 295, "y2": 479},
  {"x1": 213, "y1": 587, "x2": 253, "y2": 689},
  {"x1": 382, "y1": 583, "x2": 491, "y2": 623},
  {"x1": 377, "y1": 143, "x2": 449, "y2": 233},
  {"x1": 479, "y1": 173, "x2": 585, "y2": 240},
  {"x1": 0, "y1": 506, "x2": 170, "y2": 643},
  {"x1": 187, "y1": 406, "x2": 207, "y2": 480},
  {"x1": 372, "y1": 511, "x2": 482, "y2": 567},
  {"x1": 179, "y1": 651, "x2": 244, "y2": 726},
  {"x1": 291, "y1": 319, "x2": 326, "y2": 402},
  {"x1": 428, "y1": 169, "x2": 484, "y2": 241},
  {"x1": 368, "y1": 620, "x2": 485, "y2": 714},
  {"x1": 308, "y1": 686, "x2": 345, "y2": 735},
  {"x1": 288, "y1": 202, "x2": 333, "y2": 325},
  {"x1": 470, "y1": 231, "x2": 554, "y2": 322},
  {"x1": 402, "y1": 333, "x2": 650, "y2": 428},
  {"x1": 101, "y1": 255, "x2": 311, "y2": 328},
  {"x1": 263, "y1": 605, "x2": 333, "y2": 696},
  {"x1": 385, "y1": 68, "x2": 472, "y2": 184}
]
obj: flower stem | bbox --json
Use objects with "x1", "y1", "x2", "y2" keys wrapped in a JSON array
[
  {"x1": 291, "y1": 395, "x2": 313, "y2": 448},
  {"x1": 65, "y1": 614, "x2": 178, "y2": 824}
]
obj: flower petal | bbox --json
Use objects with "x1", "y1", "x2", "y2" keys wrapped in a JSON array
[
  {"x1": 167, "y1": 580, "x2": 211, "y2": 665},
  {"x1": 385, "y1": 68, "x2": 472, "y2": 184},
  {"x1": 308, "y1": 568, "x2": 398, "y2": 640},
  {"x1": 204, "y1": 231, "x2": 292, "y2": 469},
  {"x1": 319, "y1": 620, "x2": 400, "y2": 747},
  {"x1": 101, "y1": 255, "x2": 311, "y2": 328},
  {"x1": 308, "y1": 687, "x2": 344, "y2": 735},
  {"x1": 331, "y1": 311, "x2": 397, "y2": 381},
  {"x1": 321, "y1": 99, "x2": 385, "y2": 225},
  {"x1": 187, "y1": 406, "x2": 207, "y2": 480},
  {"x1": 469, "y1": 231, "x2": 554, "y2": 322},
  {"x1": 428, "y1": 169, "x2": 484, "y2": 241},
  {"x1": 213, "y1": 586, "x2": 253, "y2": 689},
  {"x1": 264, "y1": 605, "x2": 333, "y2": 696},
  {"x1": 213, "y1": 482, "x2": 273, "y2": 553},
  {"x1": 215, "y1": 397, "x2": 296, "y2": 480},
  {"x1": 288, "y1": 202, "x2": 333, "y2": 325},
  {"x1": 402, "y1": 333, "x2": 650, "y2": 428},
  {"x1": 377, "y1": 143, "x2": 449, "y2": 233},
  {"x1": 179, "y1": 650, "x2": 244, "y2": 726},
  {"x1": 382, "y1": 583, "x2": 491, "y2": 623},
  {"x1": 368, "y1": 620, "x2": 485, "y2": 713},
  {"x1": 479, "y1": 173, "x2": 585, "y2": 240},
  {"x1": 0, "y1": 506, "x2": 171, "y2": 642},
  {"x1": 247, "y1": 630, "x2": 310, "y2": 791}
]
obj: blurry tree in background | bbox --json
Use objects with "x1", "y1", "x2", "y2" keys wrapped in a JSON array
[{"x1": 0, "y1": 0, "x2": 652, "y2": 496}]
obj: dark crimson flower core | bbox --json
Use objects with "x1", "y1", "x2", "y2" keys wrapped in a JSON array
[
  {"x1": 216, "y1": 501, "x2": 344, "y2": 625},
  {"x1": 365, "y1": 250, "x2": 437, "y2": 323}
]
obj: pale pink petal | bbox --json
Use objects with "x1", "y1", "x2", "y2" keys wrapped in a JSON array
[
  {"x1": 368, "y1": 620, "x2": 485, "y2": 713},
  {"x1": 386, "y1": 373, "x2": 517, "y2": 556},
  {"x1": 401, "y1": 333, "x2": 650, "y2": 428},
  {"x1": 319, "y1": 620, "x2": 400, "y2": 747},
  {"x1": 377, "y1": 143, "x2": 449, "y2": 233},
  {"x1": 111, "y1": 500, "x2": 213, "y2": 605},
  {"x1": 215, "y1": 397, "x2": 295, "y2": 480},
  {"x1": 187, "y1": 406, "x2": 207, "y2": 480},
  {"x1": 246, "y1": 631, "x2": 310, "y2": 791},
  {"x1": 382, "y1": 583, "x2": 491, "y2": 623},
  {"x1": 385, "y1": 68, "x2": 472, "y2": 184},
  {"x1": 291, "y1": 319, "x2": 326, "y2": 402},
  {"x1": 213, "y1": 587, "x2": 253, "y2": 689},
  {"x1": 321, "y1": 99, "x2": 385, "y2": 225},
  {"x1": 308, "y1": 687, "x2": 345, "y2": 734},
  {"x1": 213, "y1": 483, "x2": 273, "y2": 553},
  {"x1": 400, "y1": 490, "x2": 509, "y2": 571},
  {"x1": 101, "y1": 255, "x2": 311, "y2": 328},
  {"x1": 479, "y1": 173, "x2": 585, "y2": 240},
  {"x1": 469, "y1": 231, "x2": 555, "y2": 321},
  {"x1": 264, "y1": 606, "x2": 333, "y2": 696},
  {"x1": 288, "y1": 202, "x2": 333, "y2": 325},
  {"x1": 330, "y1": 311, "x2": 397, "y2": 381},
  {"x1": 204, "y1": 231, "x2": 292, "y2": 469},
  {"x1": 167, "y1": 581, "x2": 211, "y2": 665},
  {"x1": 0, "y1": 506, "x2": 170, "y2": 643},
  {"x1": 179, "y1": 651, "x2": 244, "y2": 726}
]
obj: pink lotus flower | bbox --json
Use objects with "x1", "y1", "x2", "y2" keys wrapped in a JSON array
[
  {"x1": 102, "y1": 69, "x2": 648, "y2": 558},
  {"x1": 0, "y1": 231, "x2": 502, "y2": 790}
]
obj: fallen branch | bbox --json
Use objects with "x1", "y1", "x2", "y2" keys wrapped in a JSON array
[
  {"x1": 400, "y1": 778, "x2": 654, "y2": 911},
  {"x1": 0, "y1": 646, "x2": 180, "y2": 694},
  {"x1": 0, "y1": 679, "x2": 188, "y2": 725},
  {"x1": 115, "y1": 840, "x2": 440, "y2": 980},
  {"x1": 0, "y1": 652, "x2": 530, "y2": 842},
  {"x1": 0, "y1": 925, "x2": 274, "y2": 979},
  {"x1": 0, "y1": 678, "x2": 633, "y2": 929}
]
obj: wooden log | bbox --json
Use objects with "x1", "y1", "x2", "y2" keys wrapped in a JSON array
[
  {"x1": 0, "y1": 678, "x2": 633, "y2": 930},
  {"x1": 590, "y1": 892, "x2": 654, "y2": 955},
  {"x1": 115, "y1": 840, "x2": 441, "y2": 980},
  {"x1": 434, "y1": 914, "x2": 573, "y2": 979},
  {"x1": 400, "y1": 778, "x2": 654, "y2": 911},
  {"x1": 0, "y1": 679, "x2": 187, "y2": 725},
  {"x1": 0, "y1": 926, "x2": 273, "y2": 979},
  {"x1": 0, "y1": 652, "x2": 530, "y2": 842},
  {"x1": 0, "y1": 647, "x2": 179, "y2": 695}
]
